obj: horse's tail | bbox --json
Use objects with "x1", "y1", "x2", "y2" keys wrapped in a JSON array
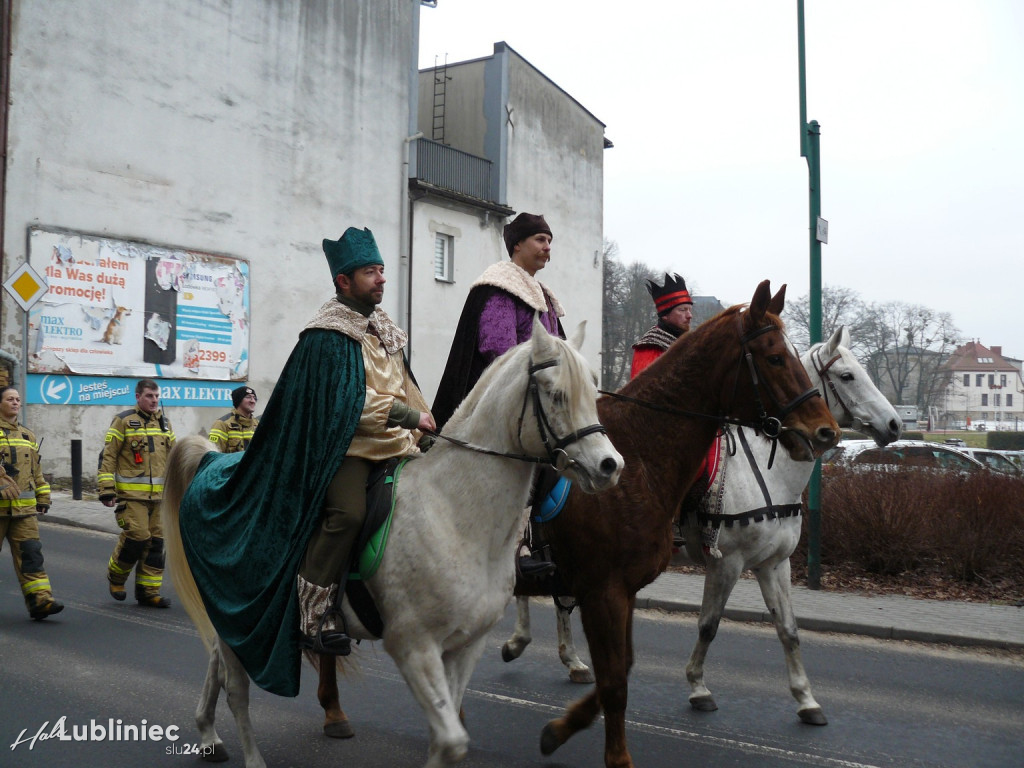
[{"x1": 163, "y1": 434, "x2": 219, "y2": 652}]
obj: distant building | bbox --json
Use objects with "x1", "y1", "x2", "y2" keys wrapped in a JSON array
[
  {"x1": 410, "y1": 42, "x2": 610, "y2": 399},
  {"x1": 941, "y1": 341, "x2": 1024, "y2": 431},
  {"x1": 692, "y1": 296, "x2": 729, "y2": 327}
]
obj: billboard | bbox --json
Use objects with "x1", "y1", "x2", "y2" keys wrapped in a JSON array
[{"x1": 26, "y1": 227, "x2": 250, "y2": 381}]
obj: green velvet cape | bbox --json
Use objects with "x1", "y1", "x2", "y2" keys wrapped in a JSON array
[{"x1": 179, "y1": 328, "x2": 365, "y2": 696}]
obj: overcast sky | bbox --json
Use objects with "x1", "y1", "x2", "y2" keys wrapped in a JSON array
[{"x1": 419, "y1": 1, "x2": 1024, "y2": 360}]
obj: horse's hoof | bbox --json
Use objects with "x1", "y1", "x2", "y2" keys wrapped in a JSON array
[
  {"x1": 798, "y1": 707, "x2": 828, "y2": 726},
  {"x1": 540, "y1": 722, "x2": 563, "y2": 756},
  {"x1": 689, "y1": 695, "x2": 718, "y2": 712},
  {"x1": 501, "y1": 643, "x2": 518, "y2": 662},
  {"x1": 201, "y1": 742, "x2": 229, "y2": 762},
  {"x1": 569, "y1": 667, "x2": 594, "y2": 684},
  {"x1": 324, "y1": 718, "x2": 355, "y2": 739}
]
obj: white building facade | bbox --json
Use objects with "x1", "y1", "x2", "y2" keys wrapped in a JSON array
[
  {"x1": 408, "y1": 43, "x2": 609, "y2": 398},
  {"x1": 942, "y1": 341, "x2": 1024, "y2": 431},
  {"x1": 1, "y1": 4, "x2": 610, "y2": 479}
]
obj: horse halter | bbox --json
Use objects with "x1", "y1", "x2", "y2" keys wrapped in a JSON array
[
  {"x1": 810, "y1": 345, "x2": 856, "y2": 428},
  {"x1": 517, "y1": 358, "x2": 608, "y2": 472},
  {"x1": 730, "y1": 314, "x2": 821, "y2": 466},
  {"x1": 733, "y1": 316, "x2": 821, "y2": 440},
  {"x1": 427, "y1": 355, "x2": 607, "y2": 471}
]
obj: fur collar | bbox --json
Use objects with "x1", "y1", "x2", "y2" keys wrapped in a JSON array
[
  {"x1": 633, "y1": 324, "x2": 679, "y2": 351},
  {"x1": 303, "y1": 298, "x2": 408, "y2": 355},
  {"x1": 471, "y1": 261, "x2": 564, "y2": 317}
]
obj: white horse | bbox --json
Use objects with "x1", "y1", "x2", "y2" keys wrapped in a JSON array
[
  {"x1": 163, "y1": 319, "x2": 624, "y2": 768},
  {"x1": 501, "y1": 325, "x2": 902, "y2": 723}
]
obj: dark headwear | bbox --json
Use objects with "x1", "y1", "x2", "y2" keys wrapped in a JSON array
[
  {"x1": 647, "y1": 273, "x2": 692, "y2": 316},
  {"x1": 502, "y1": 213, "x2": 553, "y2": 257},
  {"x1": 232, "y1": 386, "x2": 256, "y2": 408},
  {"x1": 322, "y1": 227, "x2": 384, "y2": 281}
]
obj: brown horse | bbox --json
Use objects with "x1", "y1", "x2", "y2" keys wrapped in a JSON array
[
  {"x1": 521, "y1": 280, "x2": 840, "y2": 768},
  {"x1": 313, "y1": 280, "x2": 839, "y2": 763}
]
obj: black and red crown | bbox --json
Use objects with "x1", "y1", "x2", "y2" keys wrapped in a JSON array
[{"x1": 646, "y1": 273, "x2": 692, "y2": 315}]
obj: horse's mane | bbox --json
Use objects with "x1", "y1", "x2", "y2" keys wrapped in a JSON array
[{"x1": 444, "y1": 333, "x2": 594, "y2": 438}]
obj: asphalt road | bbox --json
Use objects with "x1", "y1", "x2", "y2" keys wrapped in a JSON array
[{"x1": 2, "y1": 524, "x2": 1021, "y2": 768}]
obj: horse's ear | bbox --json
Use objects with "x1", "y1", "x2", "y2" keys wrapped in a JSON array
[
  {"x1": 749, "y1": 280, "x2": 771, "y2": 324},
  {"x1": 568, "y1": 320, "x2": 587, "y2": 351},
  {"x1": 531, "y1": 315, "x2": 556, "y2": 355},
  {"x1": 824, "y1": 325, "x2": 846, "y2": 355},
  {"x1": 767, "y1": 284, "x2": 787, "y2": 316}
]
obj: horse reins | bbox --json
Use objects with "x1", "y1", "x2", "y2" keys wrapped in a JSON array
[
  {"x1": 598, "y1": 313, "x2": 821, "y2": 468},
  {"x1": 425, "y1": 357, "x2": 607, "y2": 472}
]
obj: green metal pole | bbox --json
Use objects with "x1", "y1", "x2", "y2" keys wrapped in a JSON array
[{"x1": 798, "y1": 0, "x2": 824, "y2": 590}]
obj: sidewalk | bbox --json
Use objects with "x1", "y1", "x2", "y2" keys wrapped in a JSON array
[{"x1": 42, "y1": 491, "x2": 1024, "y2": 652}]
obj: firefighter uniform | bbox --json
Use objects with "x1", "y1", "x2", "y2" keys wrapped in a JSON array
[
  {"x1": 98, "y1": 405, "x2": 175, "y2": 605},
  {"x1": 0, "y1": 417, "x2": 62, "y2": 619},
  {"x1": 208, "y1": 409, "x2": 258, "y2": 453}
]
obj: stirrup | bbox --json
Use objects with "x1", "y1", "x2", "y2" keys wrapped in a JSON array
[
  {"x1": 301, "y1": 607, "x2": 352, "y2": 656},
  {"x1": 516, "y1": 543, "x2": 556, "y2": 580}
]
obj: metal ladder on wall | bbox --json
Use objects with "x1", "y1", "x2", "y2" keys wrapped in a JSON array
[{"x1": 432, "y1": 55, "x2": 450, "y2": 144}]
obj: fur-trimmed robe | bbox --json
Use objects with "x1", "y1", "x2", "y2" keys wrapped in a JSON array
[{"x1": 432, "y1": 261, "x2": 564, "y2": 430}]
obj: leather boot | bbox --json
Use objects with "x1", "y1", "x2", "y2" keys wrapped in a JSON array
[
  {"x1": 29, "y1": 596, "x2": 65, "y2": 620},
  {"x1": 135, "y1": 587, "x2": 171, "y2": 608},
  {"x1": 297, "y1": 575, "x2": 351, "y2": 656}
]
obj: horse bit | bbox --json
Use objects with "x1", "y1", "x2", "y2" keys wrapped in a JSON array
[{"x1": 427, "y1": 357, "x2": 607, "y2": 472}]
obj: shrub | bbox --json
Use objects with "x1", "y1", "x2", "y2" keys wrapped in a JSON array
[
  {"x1": 807, "y1": 468, "x2": 1024, "y2": 585},
  {"x1": 988, "y1": 431, "x2": 1024, "y2": 450}
]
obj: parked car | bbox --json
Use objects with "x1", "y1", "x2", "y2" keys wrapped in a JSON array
[
  {"x1": 822, "y1": 439, "x2": 989, "y2": 474},
  {"x1": 999, "y1": 450, "x2": 1024, "y2": 472},
  {"x1": 956, "y1": 447, "x2": 1021, "y2": 475},
  {"x1": 943, "y1": 437, "x2": 966, "y2": 447}
]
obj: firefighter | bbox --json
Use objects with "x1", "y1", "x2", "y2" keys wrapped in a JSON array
[
  {"x1": 98, "y1": 378, "x2": 175, "y2": 607},
  {"x1": 208, "y1": 386, "x2": 259, "y2": 453},
  {"x1": 0, "y1": 386, "x2": 64, "y2": 619}
]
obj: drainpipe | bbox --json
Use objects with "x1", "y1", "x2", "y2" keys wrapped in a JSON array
[
  {"x1": 1, "y1": 0, "x2": 12, "y2": 331},
  {"x1": 400, "y1": 132, "x2": 422, "y2": 353}
]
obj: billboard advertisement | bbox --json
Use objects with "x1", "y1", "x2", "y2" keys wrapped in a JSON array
[{"x1": 26, "y1": 227, "x2": 250, "y2": 381}]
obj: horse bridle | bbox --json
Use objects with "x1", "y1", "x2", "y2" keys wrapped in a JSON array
[
  {"x1": 599, "y1": 312, "x2": 821, "y2": 466},
  {"x1": 427, "y1": 356, "x2": 607, "y2": 472},
  {"x1": 810, "y1": 345, "x2": 856, "y2": 428}
]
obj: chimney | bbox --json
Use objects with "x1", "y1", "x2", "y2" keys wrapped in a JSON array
[{"x1": 992, "y1": 346, "x2": 1002, "y2": 357}]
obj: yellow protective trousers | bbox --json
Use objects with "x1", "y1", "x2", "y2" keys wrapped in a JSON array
[
  {"x1": 107, "y1": 499, "x2": 165, "y2": 596},
  {"x1": 1, "y1": 514, "x2": 55, "y2": 610}
]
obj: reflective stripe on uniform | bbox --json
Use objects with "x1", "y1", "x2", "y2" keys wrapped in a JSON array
[{"x1": 21, "y1": 577, "x2": 51, "y2": 595}]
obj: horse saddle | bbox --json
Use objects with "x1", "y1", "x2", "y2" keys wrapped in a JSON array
[
  {"x1": 343, "y1": 456, "x2": 414, "y2": 638},
  {"x1": 531, "y1": 473, "x2": 573, "y2": 523}
]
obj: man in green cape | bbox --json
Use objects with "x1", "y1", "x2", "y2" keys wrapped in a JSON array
[{"x1": 179, "y1": 227, "x2": 433, "y2": 696}]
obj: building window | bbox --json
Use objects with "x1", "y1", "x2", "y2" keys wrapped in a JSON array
[
  {"x1": 976, "y1": 374, "x2": 984, "y2": 386},
  {"x1": 963, "y1": 374, "x2": 970, "y2": 386},
  {"x1": 981, "y1": 394, "x2": 988, "y2": 406},
  {"x1": 994, "y1": 393, "x2": 1001, "y2": 406},
  {"x1": 1008, "y1": 394, "x2": 1014, "y2": 407},
  {"x1": 988, "y1": 374, "x2": 995, "y2": 387},
  {"x1": 1000, "y1": 374, "x2": 1007, "y2": 387},
  {"x1": 434, "y1": 233, "x2": 454, "y2": 282}
]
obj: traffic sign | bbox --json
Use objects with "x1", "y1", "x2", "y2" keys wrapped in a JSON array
[{"x1": 3, "y1": 261, "x2": 49, "y2": 311}]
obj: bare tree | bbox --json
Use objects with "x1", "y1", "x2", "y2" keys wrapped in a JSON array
[
  {"x1": 601, "y1": 244, "x2": 658, "y2": 391},
  {"x1": 783, "y1": 284, "x2": 870, "y2": 355},
  {"x1": 860, "y1": 302, "x2": 961, "y2": 410}
]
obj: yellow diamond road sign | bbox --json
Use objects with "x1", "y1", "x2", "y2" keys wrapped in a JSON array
[{"x1": 3, "y1": 262, "x2": 49, "y2": 311}]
